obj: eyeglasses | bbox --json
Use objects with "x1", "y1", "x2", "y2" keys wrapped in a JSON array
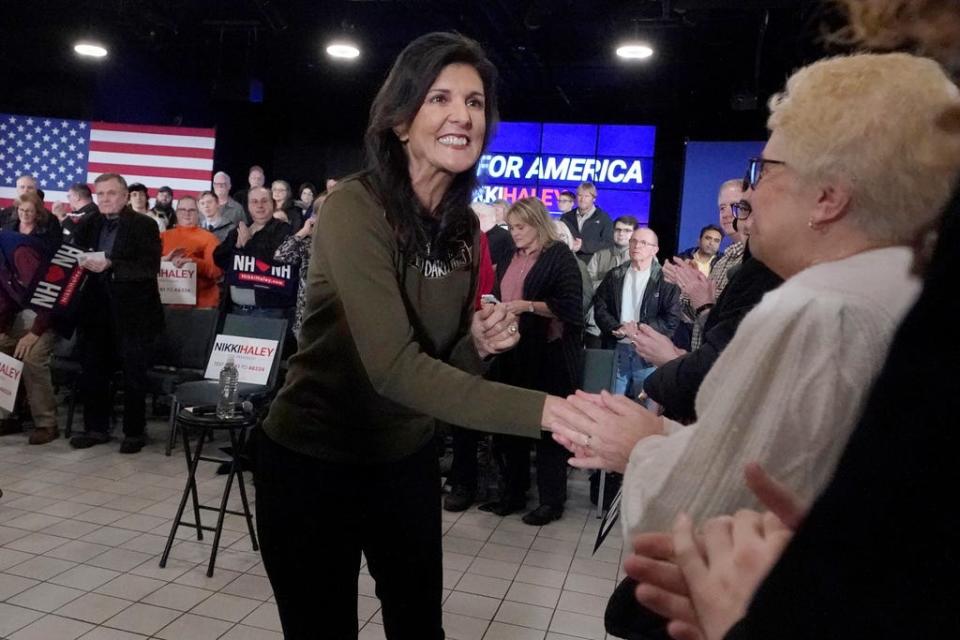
[
  {"x1": 629, "y1": 240, "x2": 658, "y2": 248},
  {"x1": 742, "y1": 157, "x2": 787, "y2": 191},
  {"x1": 730, "y1": 199, "x2": 752, "y2": 220}
]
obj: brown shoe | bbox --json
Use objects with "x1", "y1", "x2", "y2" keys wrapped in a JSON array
[{"x1": 29, "y1": 428, "x2": 59, "y2": 445}]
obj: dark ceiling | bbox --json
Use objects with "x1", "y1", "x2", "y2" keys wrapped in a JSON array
[
  {"x1": 3, "y1": 0, "x2": 836, "y2": 130},
  {"x1": 2, "y1": 0, "x2": 841, "y2": 248}
]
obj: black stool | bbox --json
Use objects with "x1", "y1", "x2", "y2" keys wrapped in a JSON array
[{"x1": 160, "y1": 406, "x2": 259, "y2": 577}]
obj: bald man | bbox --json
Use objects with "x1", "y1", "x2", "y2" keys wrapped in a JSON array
[{"x1": 593, "y1": 227, "x2": 682, "y2": 397}]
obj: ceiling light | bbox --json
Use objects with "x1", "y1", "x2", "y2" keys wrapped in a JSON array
[
  {"x1": 326, "y1": 42, "x2": 360, "y2": 59},
  {"x1": 616, "y1": 43, "x2": 654, "y2": 60},
  {"x1": 74, "y1": 41, "x2": 108, "y2": 58}
]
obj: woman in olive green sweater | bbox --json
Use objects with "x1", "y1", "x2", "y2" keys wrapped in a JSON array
[{"x1": 256, "y1": 32, "x2": 565, "y2": 639}]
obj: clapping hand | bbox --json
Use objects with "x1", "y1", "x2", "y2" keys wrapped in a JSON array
[
  {"x1": 624, "y1": 464, "x2": 808, "y2": 640},
  {"x1": 52, "y1": 202, "x2": 69, "y2": 221},
  {"x1": 236, "y1": 221, "x2": 252, "y2": 248},
  {"x1": 631, "y1": 324, "x2": 687, "y2": 367},
  {"x1": 296, "y1": 216, "x2": 317, "y2": 238},
  {"x1": 669, "y1": 509, "x2": 793, "y2": 640},
  {"x1": 663, "y1": 258, "x2": 716, "y2": 310}
]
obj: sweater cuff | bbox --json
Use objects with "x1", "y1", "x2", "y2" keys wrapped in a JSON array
[{"x1": 448, "y1": 333, "x2": 491, "y2": 376}]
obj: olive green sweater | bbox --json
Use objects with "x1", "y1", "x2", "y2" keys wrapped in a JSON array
[{"x1": 263, "y1": 179, "x2": 546, "y2": 464}]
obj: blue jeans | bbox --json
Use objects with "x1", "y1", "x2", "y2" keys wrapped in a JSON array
[{"x1": 614, "y1": 342, "x2": 656, "y2": 397}]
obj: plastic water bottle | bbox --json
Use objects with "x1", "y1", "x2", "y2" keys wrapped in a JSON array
[{"x1": 216, "y1": 357, "x2": 239, "y2": 419}]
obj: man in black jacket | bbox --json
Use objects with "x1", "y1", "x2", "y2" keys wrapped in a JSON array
[
  {"x1": 560, "y1": 182, "x2": 614, "y2": 264},
  {"x1": 213, "y1": 186, "x2": 293, "y2": 317},
  {"x1": 69, "y1": 173, "x2": 163, "y2": 454},
  {"x1": 643, "y1": 246, "x2": 782, "y2": 423},
  {"x1": 60, "y1": 183, "x2": 100, "y2": 245},
  {"x1": 594, "y1": 228, "x2": 681, "y2": 397}
]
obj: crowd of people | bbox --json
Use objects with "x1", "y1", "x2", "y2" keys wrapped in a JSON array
[
  {"x1": 0, "y1": 166, "x2": 337, "y2": 452},
  {"x1": 1, "y1": 1, "x2": 958, "y2": 637}
]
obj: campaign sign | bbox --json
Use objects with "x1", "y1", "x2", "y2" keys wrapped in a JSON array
[
  {"x1": 0, "y1": 352, "x2": 23, "y2": 413},
  {"x1": 227, "y1": 255, "x2": 298, "y2": 300},
  {"x1": 28, "y1": 242, "x2": 88, "y2": 328},
  {"x1": 204, "y1": 334, "x2": 279, "y2": 386},
  {"x1": 474, "y1": 121, "x2": 657, "y2": 222},
  {"x1": 158, "y1": 261, "x2": 197, "y2": 305}
]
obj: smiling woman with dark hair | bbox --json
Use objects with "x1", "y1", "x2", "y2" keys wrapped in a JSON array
[{"x1": 255, "y1": 32, "x2": 566, "y2": 639}]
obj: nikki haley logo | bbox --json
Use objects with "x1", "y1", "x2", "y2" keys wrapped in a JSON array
[{"x1": 30, "y1": 243, "x2": 85, "y2": 309}]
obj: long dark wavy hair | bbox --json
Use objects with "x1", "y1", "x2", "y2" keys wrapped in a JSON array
[{"x1": 362, "y1": 32, "x2": 499, "y2": 260}]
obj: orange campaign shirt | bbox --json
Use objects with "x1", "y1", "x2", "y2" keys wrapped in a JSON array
[{"x1": 160, "y1": 226, "x2": 223, "y2": 308}]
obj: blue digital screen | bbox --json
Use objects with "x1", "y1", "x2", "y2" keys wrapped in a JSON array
[{"x1": 474, "y1": 121, "x2": 656, "y2": 222}]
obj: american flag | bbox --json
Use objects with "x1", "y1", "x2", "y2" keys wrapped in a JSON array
[{"x1": 0, "y1": 113, "x2": 216, "y2": 207}]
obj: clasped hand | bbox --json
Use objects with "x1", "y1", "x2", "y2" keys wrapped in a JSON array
[
  {"x1": 548, "y1": 390, "x2": 664, "y2": 472},
  {"x1": 163, "y1": 248, "x2": 193, "y2": 268},
  {"x1": 472, "y1": 302, "x2": 520, "y2": 359},
  {"x1": 78, "y1": 253, "x2": 111, "y2": 273}
]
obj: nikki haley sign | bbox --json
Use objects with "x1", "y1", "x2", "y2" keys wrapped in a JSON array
[{"x1": 474, "y1": 122, "x2": 656, "y2": 223}]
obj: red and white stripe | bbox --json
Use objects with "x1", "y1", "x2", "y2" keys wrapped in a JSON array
[{"x1": 86, "y1": 122, "x2": 215, "y2": 196}]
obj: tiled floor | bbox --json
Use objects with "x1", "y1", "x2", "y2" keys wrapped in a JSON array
[{"x1": 0, "y1": 417, "x2": 626, "y2": 639}]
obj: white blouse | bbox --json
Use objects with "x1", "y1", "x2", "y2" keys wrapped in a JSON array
[{"x1": 622, "y1": 247, "x2": 920, "y2": 535}]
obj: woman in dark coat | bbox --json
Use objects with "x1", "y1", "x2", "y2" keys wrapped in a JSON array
[
  {"x1": 270, "y1": 179, "x2": 304, "y2": 232},
  {"x1": 481, "y1": 197, "x2": 584, "y2": 525}
]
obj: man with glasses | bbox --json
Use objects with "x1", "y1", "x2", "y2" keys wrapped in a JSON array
[
  {"x1": 663, "y1": 179, "x2": 748, "y2": 352},
  {"x1": 594, "y1": 227, "x2": 681, "y2": 397},
  {"x1": 585, "y1": 215, "x2": 639, "y2": 347},
  {"x1": 557, "y1": 190, "x2": 576, "y2": 214},
  {"x1": 160, "y1": 196, "x2": 223, "y2": 308},
  {"x1": 212, "y1": 171, "x2": 248, "y2": 225}
]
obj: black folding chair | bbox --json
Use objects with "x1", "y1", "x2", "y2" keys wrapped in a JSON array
[
  {"x1": 164, "y1": 313, "x2": 288, "y2": 455},
  {"x1": 146, "y1": 307, "x2": 220, "y2": 455},
  {"x1": 50, "y1": 333, "x2": 82, "y2": 438}
]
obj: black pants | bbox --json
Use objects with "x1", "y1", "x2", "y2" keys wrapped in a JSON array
[
  {"x1": 255, "y1": 432, "x2": 445, "y2": 640},
  {"x1": 449, "y1": 426, "x2": 482, "y2": 491},
  {"x1": 493, "y1": 431, "x2": 569, "y2": 507},
  {"x1": 79, "y1": 319, "x2": 153, "y2": 438},
  {"x1": 584, "y1": 333, "x2": 603, "y2": 349}
]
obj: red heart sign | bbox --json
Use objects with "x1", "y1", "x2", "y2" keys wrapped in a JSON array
[
  {"x1": 255, "y1": 259, "x2": 271, "y2": 273},
  {"x1": 45, "y1": 265, "x2": 66, "y2": 283}
]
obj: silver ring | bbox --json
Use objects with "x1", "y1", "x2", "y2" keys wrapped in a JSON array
[{"x1": 508, "y1": 324, "x2": 517, "y2": 334}]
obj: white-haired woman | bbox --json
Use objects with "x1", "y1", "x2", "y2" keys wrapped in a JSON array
[{"x1": 549, "y1": 52, "x2": 960, "y2": 536}]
